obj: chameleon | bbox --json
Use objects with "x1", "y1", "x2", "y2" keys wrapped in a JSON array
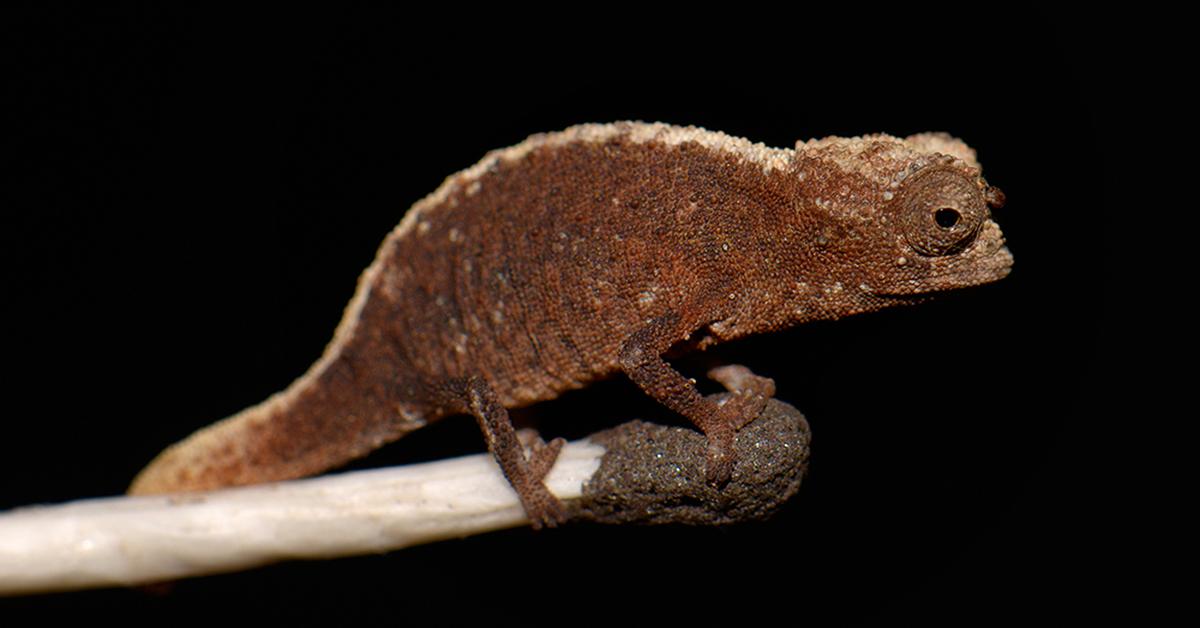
[{"x1": 129, "y1": 122, "x2": 1012, "y2": 528}]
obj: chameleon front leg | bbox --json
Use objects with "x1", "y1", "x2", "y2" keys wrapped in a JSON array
[
  {"x1": 618, "y1": 314, "x2": 776, "y2": 484},
  {"x1": 433, "y1": 376, "x2": 567, "y2": 529}
]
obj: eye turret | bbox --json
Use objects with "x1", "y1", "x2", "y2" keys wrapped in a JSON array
[{"x1": 895, "y1": 168, "x2": 988, "y2": 257}]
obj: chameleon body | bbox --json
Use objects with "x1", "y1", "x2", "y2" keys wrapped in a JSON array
[{"x1": 130, "y1": 122, "x2": 1012, "y2": 527}]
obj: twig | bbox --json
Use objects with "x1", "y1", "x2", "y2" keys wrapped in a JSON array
[{"x1": 0, "y1": 398, "x2": 809, "y2": 596}]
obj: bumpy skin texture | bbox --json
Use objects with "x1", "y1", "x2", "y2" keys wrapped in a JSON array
[{"x1": 129, "y1": 122, "x2": 1012, "y2": 527}]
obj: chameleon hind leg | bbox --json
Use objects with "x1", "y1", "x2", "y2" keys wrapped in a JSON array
[{"x1": 432, "y1": 375, "x2": 567, "y2": 529}]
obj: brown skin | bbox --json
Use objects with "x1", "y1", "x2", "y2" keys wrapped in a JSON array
[{"x1": 129, "y1": 122, "x2": 1012, "y2": 528}]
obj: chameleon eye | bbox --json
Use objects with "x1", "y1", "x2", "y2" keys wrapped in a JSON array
[
  {"x1": 895, "y1": 168, "x2": 986, "y2": 257},
  {"x1": 934, "y1": 207, "x2": 960, "y2": 229}
]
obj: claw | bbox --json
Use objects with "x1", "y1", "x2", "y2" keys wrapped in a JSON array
[
  {"x1": 527, "y1": 436, "x2": 565, "y2": 480},
  {"x1": 518, "y1": 433, "x2": 567, "y2": 529},
  {"x1": 703, "y1": 425, "x2": 736, "y2": 485},
  {"x1": 528, "y1": 496, "x2": 568, "y2": 530},
  {"x1": 701, "y1": 365, "x2": 778, "y2": 484},
  {"x1": 707, "y1": 364, "x2": 775, "y2": 398}
]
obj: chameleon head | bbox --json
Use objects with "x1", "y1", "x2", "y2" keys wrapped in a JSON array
[
  {"x1": 787, "y1": 133, "x2": 1012, "y2": 312},
  {"x1": 869, "y1": 158, "x2": 1012, "y2": 296}
]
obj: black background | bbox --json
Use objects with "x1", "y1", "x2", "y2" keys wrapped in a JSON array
[{"x1": 4, "y1": 7, "x2": 1133, "y2": 625}]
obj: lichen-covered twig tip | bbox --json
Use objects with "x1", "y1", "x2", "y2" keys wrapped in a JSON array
[{"x1": 577, "y1": 397, "x2": 809, "y2": 526}]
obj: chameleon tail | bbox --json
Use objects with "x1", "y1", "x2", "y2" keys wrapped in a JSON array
[
  {"x1": 130, "y1": 245, "x2": 426, "y2": 496},
  {"x1": 129, "y1": 334, "x2": 427, "y2": 496}
]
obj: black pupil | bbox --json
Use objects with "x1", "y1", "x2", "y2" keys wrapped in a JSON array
[{"x1": 934, "y1": 207, "x2": 960, "y2": 229}]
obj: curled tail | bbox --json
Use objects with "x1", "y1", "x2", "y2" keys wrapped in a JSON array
[{"x1": 130, "y1": 241, "x2": 427, "y2": 495}]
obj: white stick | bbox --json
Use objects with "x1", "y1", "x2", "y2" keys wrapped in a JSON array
[
  {"x1": 0, "y1": 398, "x2": 811, "y2": 597},
  {"x1": 0, "y1": 440, "x2": 605, "y2": 596}
]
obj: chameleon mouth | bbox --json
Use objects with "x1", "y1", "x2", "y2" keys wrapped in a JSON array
[
  {"x1": 933, "y1": 240, "x2": 1014, "y2": 290},
  {"x1": 931, "y1": 219, "x2": 1013, "y2": 288},
  {"x1": 989, "y1": 244, "x2": 1014, "y2": 277},
  {"x1": 871, "y1": 236, "x2": 1012, "y2": 298},
  {"x1": 956, "y1": 243, "x2": 1013, "y2": 290}
]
